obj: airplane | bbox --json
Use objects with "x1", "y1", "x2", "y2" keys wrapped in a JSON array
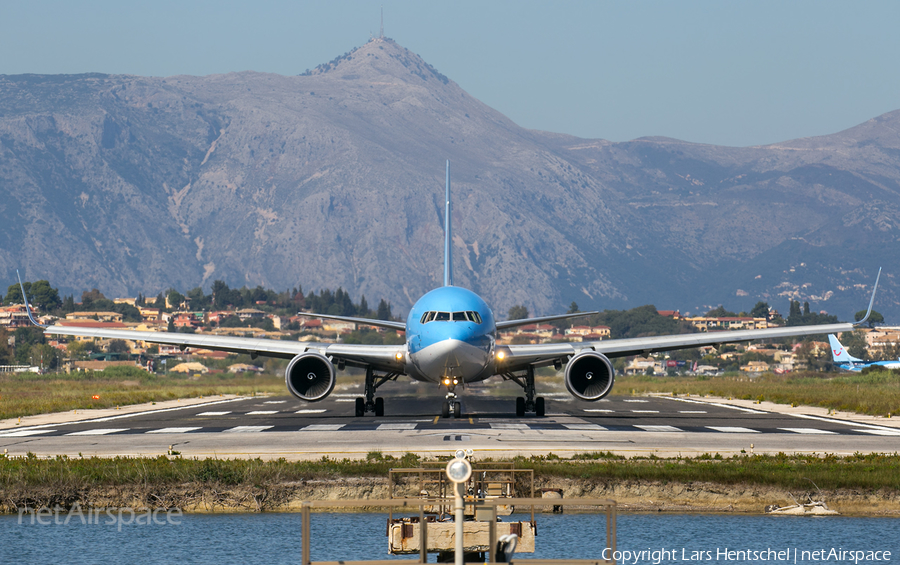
[
  {"x1": 19, "y1": 161, "x2": 883, "y2": 419},
  {"x1": 828, "y1": 333, "x2": 900, "y2": 371}
]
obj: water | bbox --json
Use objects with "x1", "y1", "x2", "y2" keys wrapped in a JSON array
[{"x1": 2, "y1": 511, "x2": 898, "y2": 564}]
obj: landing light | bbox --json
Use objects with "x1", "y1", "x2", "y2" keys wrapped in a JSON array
[
  {"x1": 496, "y1": 351, "x2": 506, "y2": 361},
  {"x1": 394, "y1": 352, "x2": 404, "y2": 361},
  {"x1": 443, "y1": 377, "x2": 451, "y2": 386}
]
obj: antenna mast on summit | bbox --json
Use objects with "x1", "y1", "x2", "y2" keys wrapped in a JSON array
[{"x1": 380, "y1": 6, "x2": 384, "y2": 38}]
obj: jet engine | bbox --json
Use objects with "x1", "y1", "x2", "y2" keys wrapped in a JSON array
[
  {"x1": 564, "y1": 351, "x2": 615, "y2": 401},
  {"x1": 285, "y1": 352, "x2": 336, "y2": 402}
]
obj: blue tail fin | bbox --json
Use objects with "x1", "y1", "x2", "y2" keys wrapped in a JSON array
[
  {"x1": 443, "y1": 160, "x2": 452, "y2": 287},
  {"x1": 828, "y1": 334, "x2": 861, "y2": 363}
]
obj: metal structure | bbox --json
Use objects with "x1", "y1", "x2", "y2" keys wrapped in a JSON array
[{"x1": 299, "y1": 496, "x2": 617, "y2": 565}]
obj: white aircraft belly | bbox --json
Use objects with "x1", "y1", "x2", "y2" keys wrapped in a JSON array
[{"x1": 409, "y1": 338, "x2": 489, "y2": 383}]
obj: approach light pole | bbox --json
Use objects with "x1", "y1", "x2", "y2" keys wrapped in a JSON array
[{"x1": 445, "y1": 451, "x2": 472, "y2": 565}]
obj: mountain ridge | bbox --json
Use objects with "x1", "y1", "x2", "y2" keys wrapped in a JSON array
[{"x1": 0, "y1": 38, "x2": 896, "y2": 319}]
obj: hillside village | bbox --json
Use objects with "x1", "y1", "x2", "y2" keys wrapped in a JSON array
[{"x1": 2, "y1": 286, "x2": 895, "y2": 377}]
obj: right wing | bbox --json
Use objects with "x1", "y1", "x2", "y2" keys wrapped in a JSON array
[{"x1": 42, "y1": 325, "x2": 405, "y2": 372}]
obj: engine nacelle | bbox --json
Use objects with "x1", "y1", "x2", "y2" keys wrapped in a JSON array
[
  {"x1": 285, "y1": 352, "x2": 336, "y2": 402},
  {"x1": 565, "y1": 351, "x2": 615, "y2": 401}
]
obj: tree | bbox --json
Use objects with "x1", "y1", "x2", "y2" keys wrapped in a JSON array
[
  {"x1": 167, "y1": 317, "x2": 175, "y2": 332},
  {"x1": 376, "y1": 299, "x2": 392, "y2": 321},
  {"x1": 5, "y1": 282, "x2": 26, "y2": 304},
  {"x1": 0, "y1": 327, "x2": 10, "y2": 364},
  {"x1": 705, "y1": 305, "x2": 737, "y2": 317},
  {"x1": 855, "y1": 310, "x2": 884, "y2": 328},
  {"x1": 108, "y1": 339, "x2": 129, "y2": 354},
  {"x1": 166, "y1": 290, "x2": 185, "y2": 310},
  {"x1": 508, "y1": 305, "x2": 529, "y2": 320},
  {"x1": 567, "y1": 301, "x2": 579, "y2": 314},
  {"x1": 81, "y1": 288, "x2": 106, "y2": 309},
  {"x1": 29, "y1": 280, "x2": 61, "y2": 311},
  {"x1": 154, "y1": 293, "x2": 166, "y2": 310},
  {"x1": 750, "y1": 301, "x2": 770, "y2": 319},
  {"x1": 67, "y1": 340, "x2": 88, "y2": 361}
]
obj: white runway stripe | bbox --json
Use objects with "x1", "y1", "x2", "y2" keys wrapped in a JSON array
[
  {"x1": 635, "y1": 425, "x2": 681, "y2": 432},
  {"x1": 302, "y1": 424, "x2": 345, "y2": 431},
  {"x1": 224, "y1": 426, "x2": 273, "y2": 433},
  {"x1": 583, "y1": 409, "x2": 613, "y2": 413},
  {"x1": 707, "y1": 426, "x2": 759, "y2": 433},
  {"x1": 779, "y1": 428, "x2": 836, "y2": 435},
  {"x1": 490, "y1": 423, "x2": 529, "y2": 429},
  {"x1": 377, "y1": 423, "x2": 418, "y2": 430},
  {"x1": 295, "y1": 409, "x2": 327, "y2": 414},
  {"x1": 631, "y1": 410, "x2": 659, "y2": 413},
  {"x1": 247, "y1": 411, "x2": 278, "y2": 415},
  {"x1": 623, "y1": 399, "x2": 649, "y2": 403},
  {"x1": 147, "y1": 427, "x2": 201, "y2": 434},
  {"x1": 0, "y1": 429, "x2": 55, "y2": 437},
  {"x1": 563, "y1": 424, "x2": 607, "y2": 431},
  {"x1": 679, "y1": 410, "x2": 707, "y2": 414},
  {"x1": 67, "y1": 428, "x2": 128, "y2": 436},
  {"x1": 853, "y1": 429, "x2": 900, "y2": 436},
  {"x1": 197, "y1": 411, "x2": 231, "y2": 416},
  {"x1": 264, "y1": 401, "x2": 287, "y2": 404}
]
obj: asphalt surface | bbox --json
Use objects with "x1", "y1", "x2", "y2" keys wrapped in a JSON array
[{"x1": 3, "y1": 389, "x2": 900, "y2": 459}]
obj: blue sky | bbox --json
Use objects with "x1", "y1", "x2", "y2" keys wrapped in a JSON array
[{"x1": 2, "y1": 0, "x2": 899, "y2": 147}]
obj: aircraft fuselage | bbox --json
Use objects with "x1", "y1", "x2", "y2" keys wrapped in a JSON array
[{"x1": 405, "y1": 286, "x2": 497, "y2": 384}]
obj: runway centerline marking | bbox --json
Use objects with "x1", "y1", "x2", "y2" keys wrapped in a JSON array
[
  {"x1": 295, "y1": 409, "x2": 327, "y2": 414},
  {"x1": 490, "y1": 423, "x2": 529, "y2": 430},
  {"x1": 197, "y1": 411, "x2": 231, "y2": 416},
  {"x1": 679, "y1": 410, "x2": 707, "y2": 414},
  {"x1": 631, "y1": 410, "x2": 659, "y2": 413},
  {"x1": 247, "y1": 411, "x2": 279, "y2": 415},
  {"x1": 583, "y1": 409, "x2": 613, "y2": 413}
]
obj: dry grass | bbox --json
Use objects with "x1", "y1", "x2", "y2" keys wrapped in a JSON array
[
  {"x1": 616, "y1": 369, "x2": 900, "y2": 417},
  {"x1": 0, "y1": 367, "x2": 285, "y2": 420}
]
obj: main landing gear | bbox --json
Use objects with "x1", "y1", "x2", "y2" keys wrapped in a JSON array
[
  {"x1": 355, "y1": 367, "x2": 400, "y2": 417},
  {"x1": 504, "y1": 366, "x2": 546, "y2": 417},
  {"x1": 441, "y1": 393, "x2": 462, "y2": 419}
]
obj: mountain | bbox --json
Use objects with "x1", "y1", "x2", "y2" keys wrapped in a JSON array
[{"x1": 0, "y1": 38, "x2": 896, "y2": 319}]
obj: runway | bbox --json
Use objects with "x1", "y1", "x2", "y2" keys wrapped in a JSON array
[{"x1": 3, "y1": 390, "x2": 900, "y2": 459}]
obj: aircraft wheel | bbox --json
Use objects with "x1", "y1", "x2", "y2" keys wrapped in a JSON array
[
  {"x1": 442, "y1": 401, "x2": 450, "y2": 418},
  {"x1": 453, "y1": 401, "x2": 462, "y2": 418},
  {"x1": 374, "y1": 397, "x2": 385, "y2": 417},
  {"x1": 535, "y1": 397, "x2": 546, "y2": 417},
  {"x1": 355, "y1": 397, "x2": 365, "y2": 417},
  {"x1": 515, "y1": 397, "x2": 526, "y2": 417}
]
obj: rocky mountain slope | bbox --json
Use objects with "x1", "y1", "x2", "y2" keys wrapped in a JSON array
[{"x1": 0, "y1": 38, "x2": 895, "y2": 319}]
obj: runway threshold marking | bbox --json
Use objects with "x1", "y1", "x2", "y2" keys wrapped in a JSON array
[
  {"x1": 563, "y1": 424, "x2": 607, "y2": 431},
  {"x1": 660, "y1": 396, "x2": 767, "y2": 414},
  {"x1": 223, "y1": 426, "x2": 273, "y2": 433},
  {"x1": 706, "y1": 426, "x2": 759, "y2": 433},
  {"x1": 778, "y1": 428, "x2": 837, "y2": 435},
  {"x1": 295, "y1": 409, "x2": 327, "y2": 414},
  {"x1": 66, "y1": 428, "x2": 128, "y2": 436},
  {"x1": 197, "y1": 411, "x2": 231, "y2": 416},
  {"x1": 247, "y1": 411, "x2": 279, "y2": 415},
  {"x1": 490, "y1": 423, "x2": 529, "y2": 430},
  {"x1": 302, "y1": 424, "x2": 345, "y2": 431},
  {"x1": 0, "y1": 429, "x2": 56, "y2": 437},
  {"x1": 377, "y1": 423, "x2": 417, "y2": 430},
  {"x1": 146, "y1": 427, "x2": 202, "y2": 434},
  {"x1": 635, "y1": 425, "x2": 681, "y2": 432}
]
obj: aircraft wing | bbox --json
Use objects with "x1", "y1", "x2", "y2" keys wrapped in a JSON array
[
  {"x1": 293, "y1": 312, "x2": 405, "y2": 331},
  {"x1": 498, "y1": 322, "x2": 856, "y2": 371},
  {"x1": 42, "y1": 326, "x2": 405, "y2": 372}
]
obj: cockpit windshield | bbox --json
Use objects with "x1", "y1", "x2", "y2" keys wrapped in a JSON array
[{"x1": 419, "y1": 310, "x2": 482, "y2": 324}]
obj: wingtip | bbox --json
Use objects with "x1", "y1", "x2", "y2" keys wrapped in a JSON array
[
  {"x1": 16, "y1": 269, "x2": 48, "y2": 329},
  {"x1": 852, "y1": 267, "x2": 881, "y2": 327}
]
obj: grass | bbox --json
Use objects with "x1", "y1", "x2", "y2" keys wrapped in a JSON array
[
  {"x1": 0, "y1": 367, "x2": 286, "y2": 420},
  {"x1": 615, "y1": 369, "x2": 900, "y2": 417},
  {"x1": 2, "y1": 452, "x2": 899, "y2": 492}
]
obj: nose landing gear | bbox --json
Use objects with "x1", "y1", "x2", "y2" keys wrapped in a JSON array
[{"x1": 441, "y1": 377, "x2": 463, "y2": 418}]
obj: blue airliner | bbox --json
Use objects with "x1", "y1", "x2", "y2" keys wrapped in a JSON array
[
  {"x1": 828, "y1": 334, "x2": 900, "y2": 372},
  {"x1": 23, "y1": 162, "x2": 881, "y2": 418}
]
